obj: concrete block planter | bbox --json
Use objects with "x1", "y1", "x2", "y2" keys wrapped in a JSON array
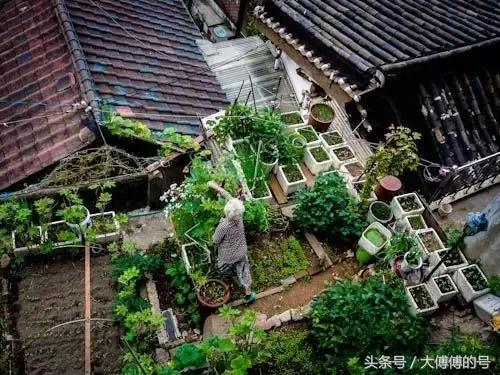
[
  {"x1": 391, "y1": 193, "x2": 424, "y2": 219},
  {"x1": 428, "y1": 274, "x2": 458, "y2": 303},
  {"x1": 339, "y1": 160, "x2": 365, "y2": 182},
  {"x1": 276, "y1": 164, "x2": 307, "y2": 196},
  {"x1": 358, "y1": 222, "x2": 392, "y2": 256},
  {"x1": 181, "y1": 242, "x2": 211, "y2": 274},
  {"x1": 406, "y1": 283, "x2": 439, "y2": 316},
  {"x1": 329, "y1": 144, "x2": 356, "y2": 169},
  {"x1": 303, "y1": 145, "x2": 332, "y2": 174},
  {"x1": 429, "y1": 248, "x2": 468, "y2": 275},
  {"x1": 453, "y1": 264, "x2": 490, "y2": 303},
  {"x1": 402, "y1": 214, "x2": 427, "y2": 232},
  {"x1": 294, "y1": 125, "x2": 321, "y2": 147},
  {"x1": 320, "y1": 130, "x2": 345, "y2": 149},
  {"x1": 12, "y1": 226, "x2": 43, "y2": 255},
  {"x1": 416, "y1": 228, "x2": 446, "y2": 253},
  {"x1": 89, "y1": 211, "x2": 120, "y2": 244}
]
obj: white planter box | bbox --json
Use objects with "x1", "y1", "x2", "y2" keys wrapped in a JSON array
[
  {"x1": 251, "y1": 181, "x2": 273, "y2": 203},
  {"x1": 329, "y1": 144, "x2": 356, "y2": 169},
  {"x1": 452, "y1": 265, "x2": 490, "y2": 303},
  {"x1": 429, "y1": 248, "x2": 468, "y2": 275},
  {"x1": 303, "y1": 145, "x2": 332, "y2": 175},
  {"x1": 473, "y1": 293, "x2": 500, "y2": 327},
  {"x1": 12, "y1": 226, "x2": 43, "y2": 255},
  {"x1": 339, "y1": 160, "x2": 365, "y2": 183},
  {"x1": 276, "y1": 164, "x2": 307, "y2": 196},
  {"x1": 416, "y1": 228, "x2": 446, "y2": 253},
  {"x1": 89, "y1": 211, "x2": 120, "y2": 244},
  {"x1": 406, "y1": 284, "x2": 439, "y2": 316},
  {"x1": 181, "y1": 242, "x2": 211, "y2": 274},
  {"x1": 201, "y1": 110, "x2": 225, "y2": 130},
  {"x1": 348, "y1": 180, "x2": 377, "y2": 203},
  {"x1": 402, "y1": 214, "x2": 428, "y2": 232},
  {"x1": 44, "y1": 220, "x2": 82, "y2": 249},
  {"x1": 427, "y1": 274, "x2": 458, "y2": 303},
  {"x1": 358, "y1": 222, "x2": 392, "y2": 256},
  {"x1": 280, "y1": 111, "x2": 305, "y2": 128},
  {"x1": 227, "y1": 136, "x2": 251, "y2": 153},
  {"x1": 391, "y1": 193, "x2": 425, "y2": 219},
  {"x1": 319, "y1": 130, "x2": 345, "y2": 149},
  {"x1": 294, "y1": 125, "x2": 321, "y2": 147}
]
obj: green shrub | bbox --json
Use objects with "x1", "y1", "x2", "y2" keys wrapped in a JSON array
[
  {"x1": 489, "y1": 275, "x2": 500, "y2": 294},
  {"x1": 243, "y1": 200, "x2": 269, "y2": 234},
  {"x1": 171, "y1": 343, "x2": 206, "y2": 370},
  {"x1": 261, "y1": 330, "x2": 318, "y2": 375},
  {"x1": 309, "y1": 278, "x2": 430, "y2": 373},
  {"x1": 293, "y1": 172, "x2": 365, "y2": 241}
]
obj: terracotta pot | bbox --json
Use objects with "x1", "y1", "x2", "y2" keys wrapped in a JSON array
[
  {"x1": 374, "y1": 176, "x2": 402, "y2": 202},
  {"x1": 308, "y1": 103, "x2": 335, "y2": 132},
  {"x1": 196, "y1": 279, "x2": 231, "y2": 309}
]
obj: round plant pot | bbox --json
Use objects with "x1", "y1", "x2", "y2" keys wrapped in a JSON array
[
  {"x1": 367, "y1": 201, "x2": 393, "y2": 224},
  {"x1": 66, "y1": 206, "x2": 91, "y2": 233},
  {"x1": 401, "y1": 252, "x2": 423, "y2": 272},
  {"x1": 308, "y1": 103, "x2": 335, "y2": 133},
  {"x1": 196, "y1": 279, "x2": 231, "y2": 309},
  {"x1": 438, "y1": 202, "x2": 453, "y2": 218},
  {"x1": 374, "y1": 176, "x2": 402, "y2": 202},
  {"x1": 262, "y1": 157, "x2": 278, "y2": 175}
]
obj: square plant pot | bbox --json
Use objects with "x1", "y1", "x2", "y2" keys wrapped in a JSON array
[
  {"x1": 358, "y1": 222, "x2": 392, "y2": 256},
  {"x1": 427, "y1": 274, "x2": 458, "y2": 303},
  {"x1": 251, "y1": 181, "x2": 273, "y2": 203},
  {"x1": 320, "y1": 130, "x2": 345, "y2": 149},
  {"x1": 339, "y1": 160, "x2": 365, "y2": 182},
  {"x1": 294, "y1": 125, "x2": 321, "y2": 147},
  {"x1": 276, "y1": 164, "x2": 307, "y2": 196},
  {"x1": 391, "y1": 193, "x2": 425, "y2": 219},
  {"x1": 201, "y1": 110, "x2": 225, "y2": 130},
  {"x1": 181, "y1": 242, "x2": 211, "y2": 274},
  {"x1": 280, "y1": 111, "x2": 305, "y2": 128},
  {"x1": 348, "y1": 180, "x2": 377, "y2": 203},
  {"x1": 89, "y1": 211, "x2": 121, "y2": 244},
  {"x1": 304, "y1": 145, "x2": 332, "y2": 174},
  {"x1": 12, "y1": 226, "x2": 43, "y2": 255},
  {"x1": 44, "y1": 220, "x2": 82, "y2": 249},
  {"x1": 329, "y1": 144, "x2": 356, "y2": 169},
  {"x1": 452, "y1": 264, "x2": 490, "y2": 303},
  {"x1": 416, "y1": 228, "x2": 446, "y2": 253},
  {"x1": 402, "y1": 214, "x2": 428, "y2": 232},
  {"x1": 429, "y1": 248, "x2": 468, "y2": 275},
  {"x1": 406, "y1": 284, "x2": 439, "y2": 316}
]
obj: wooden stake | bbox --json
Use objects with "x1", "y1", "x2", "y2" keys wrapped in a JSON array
[{"x1": 84, "y1": 245, "x2": 91, "y2": 375}]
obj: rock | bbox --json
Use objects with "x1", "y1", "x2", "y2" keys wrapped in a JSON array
[
  {"x1": 281, "y1": 204, "x2": 296, "y2": 218},
  {"x1": 278, "y1": 310, "x2": 291, "y2": 323},
  {"x1": 290, "y1": 308, "x2": 305, "y2": 321},
  {"x1": 302, "y1": 302, "x2": 312, "y2": 316},
  {"x1": 266, "y1": 315, "x2": 282, "y2": 329},
  {"x1": 155, "y1": 348, "x2": 169, "y2": 363},
  {"x1": 1, "y1": 254, "x2": 10, "y2": 269},
  {"x1": 255, "y1": 313, "x2": 270, "y2": 330},
  {"x1": 193, "y1": 328, "x2": 201, "y2": 336},
  {"x1": 346, "y1": 250, "x2": 355, "y2": 258},
  {"x1": 280, "y1": 276, "x2": 297, "y2": 287},
  {"x1": 203, "y1": 314, "x2": 233, "y2": 337}
]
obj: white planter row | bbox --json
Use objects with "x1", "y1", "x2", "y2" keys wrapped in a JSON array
[
  {"x1": 406, "y1": 283, "x2": 439, "y2": 316},
  {"x1": 276, "y1": 164, "x2": 307, "y2": 196},
  {"x1": 452, "y1": 264, "x2": 490, "y2": 303},
  {"x1": 303, "y1": 145, "x2": 332, "y2": 175},
  {"x1": 415, "y1": 228, "x2": 446, "y2": 254},
  {"x1": 401, "y1": 214, "x2": 428, "y2": 232},
  {"x1": 428, "y1": 248, "x2": 468, "y2": 275},
  {"x1": 391, "y1": 192, "x2": 425, "y2": 219}
]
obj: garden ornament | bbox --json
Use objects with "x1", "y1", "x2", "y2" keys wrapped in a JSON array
[{"x1": 208, "y1": 181, "x2": 256, "y2": 304}]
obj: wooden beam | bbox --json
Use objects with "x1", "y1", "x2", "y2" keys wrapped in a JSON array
[
  {"x1": 255, "y1": 19, "x2": 352, "y2": 106},
  {"x1": 84, "y1": 245, "x2": 91, "y2": 375}
]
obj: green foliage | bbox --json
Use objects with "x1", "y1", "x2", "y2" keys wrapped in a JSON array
[
  {"x1": 361, "y1": 126, "x2": 421, "y2": 201},
  {"x1": 445, "y1": 227, "x2": 465, "y2": 251},
  {"x1": 104, "y1": 112, "x2": 152, "y2": 140},
  {"x1": 243, "y1": 200, "x2": 269, "y2": 234},
  {"x1": 489, "y1": 275, "x2": 500, "y2": 294},
  {"x1": 293, "y1": 172, "x2": 365, "y2": 241},
  {"x1": 261, "y1": 330, "x2": 318, "y2": 375},
  {"x1": 165, "y1": 260, "x2": 201, "y2": 327},
  {"x1": 309, "y1": 278, "x2": 430, "y2": 373},
  {"x1": 157, "y1": 128, "x2": 200, "y2": 155},
  {"x1": 378, "y1": 233, "x2": 419, "y2": 267},
  {"x1": 171, "y1": 344, "x2": 206, "y2": 370},
  {"x1": 57, "y1": 188, "x2": 86, "y2": 224}
]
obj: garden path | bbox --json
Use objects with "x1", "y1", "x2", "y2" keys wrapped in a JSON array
[{"x1": 241, "y1": 258, "x2": 359, "y2": 316}]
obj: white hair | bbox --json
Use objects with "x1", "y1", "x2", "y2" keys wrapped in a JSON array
[{"x1": 224, "y1": 198, "x2": 245, "y2": 220}]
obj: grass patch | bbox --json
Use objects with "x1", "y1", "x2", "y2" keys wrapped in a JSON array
[
  {"x1": 311, "y1": 103, "x2": 334, "y2": 122},
  {"x1": 281, "y1": 112, "x2": 302, "y2": 125}
]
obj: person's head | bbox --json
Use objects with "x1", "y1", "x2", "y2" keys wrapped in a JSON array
[{"x1": 224, "y1": 198, "x2": 245, "y2": 220}]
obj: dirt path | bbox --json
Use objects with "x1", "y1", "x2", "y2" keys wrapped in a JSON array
[{"x1": 246, "y1": 258, "x2": 359, "y2": 316}]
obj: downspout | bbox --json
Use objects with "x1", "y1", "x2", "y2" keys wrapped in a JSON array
[{"x1": 52, "y1": 0, "x2": 105, "y2": 141}]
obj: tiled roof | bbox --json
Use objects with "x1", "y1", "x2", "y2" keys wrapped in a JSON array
[
  {"x1": 259, "y1": 0, "x2": 500, "y2": 84},
  {"x1": 66, "y1": 0, "x2": 229, "y2": 135},
  {"x1": 0, "y1": 0, "x2": 93, "y2": 190}
]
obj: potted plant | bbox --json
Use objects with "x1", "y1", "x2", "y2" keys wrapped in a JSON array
[
  {"x1": 416, "y1": 228, "x2": 445, "y2": 253},
  {"x1": 339, "y1": 160, "x2": 365, "y2": 182},
  {"x1": 379, "y1": 232, "x2": 419, "y2": 267},
  {"x1": 427, "y1": 274, "x2": 458, "y2": 303},
  {"x1": 402, "y1": 214, "x2": 427, "y2": 232},
  {"x1": 280, "y1": 111, "x2": 304, "y2": 128},
  {"x1": 57, "y1": 189, "x2": 91, "y2": 234},
  {"x1": 295, "y1": 126, "x2": 321, "y2": 147},
  {"x1": 304, "y1": 145, "x2": 332, "y2": 174},
  {"x1": 391, "y1": 193, "x2": 425, "y2": 219},
  {"x1": 453, "y1": 264, "x2": 490, "y2": 303},
  {"x1": 86, "y1": 190, "x2": 122, "y2": 244},
  {"x1": 429, "y1": 247, "x2": 468, "y2": 275},
  {"x1": 358, "y1": 222, "x2": 392, "y2": 256},
  {"x1": 406, "y1": 284, "x2": 439, "y2": 316},
  {"x1": 348, "y1": 180, "x2": 377, "y2": 203},
  {"x1": 276, "y1": 164, "x2": 307, "y2": 196},
  {"x1": 260, "y1": 143, "x2": 279, "y2": 174},
  {"x1": 330, "y1": 145, "x2": 356, "y2": 169},
  {"x1": 45, "y1": 220, "x2": 81, "y2": 248},
  {"x1": 401, "y1": 246, "x2": 425, "y2": 272},
  {"x1": 320, "y1": 130, "x2": 344, "y2": 148},
  {"x1": 367, "y1": 201, "x2": 393, "y2": 224},
  {"x1": 308, "y1": 102, "x2": 335, "y2": 132},
  {"x1": 196, "y1": 278, "x2": 231, "y2": 310}
]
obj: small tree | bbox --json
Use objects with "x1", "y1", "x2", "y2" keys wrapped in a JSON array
[{"x1": 361, "y1": 126, "x2": 421, "y2": 201}]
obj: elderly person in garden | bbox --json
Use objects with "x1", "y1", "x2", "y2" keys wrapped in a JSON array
[{"x1": 208, "y1": 181, "x2": 256, "y2": 304}]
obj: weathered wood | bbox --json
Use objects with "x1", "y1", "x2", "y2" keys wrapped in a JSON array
[
  {"x1": 304, "y1": 231, "x2": 333, "y2": 268},
  {"x1": 146, "y1": 278, "x2": 169, "y2": 345},
  {"x1": 299, "y1": 162, "x2": 315, "y2": 188},
  {"x1": 269, "y1": 174, "x2": 287, "y2": 204},
  {"x1": 230, "y1": 286, "x2": 285, "y2": 307}
]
